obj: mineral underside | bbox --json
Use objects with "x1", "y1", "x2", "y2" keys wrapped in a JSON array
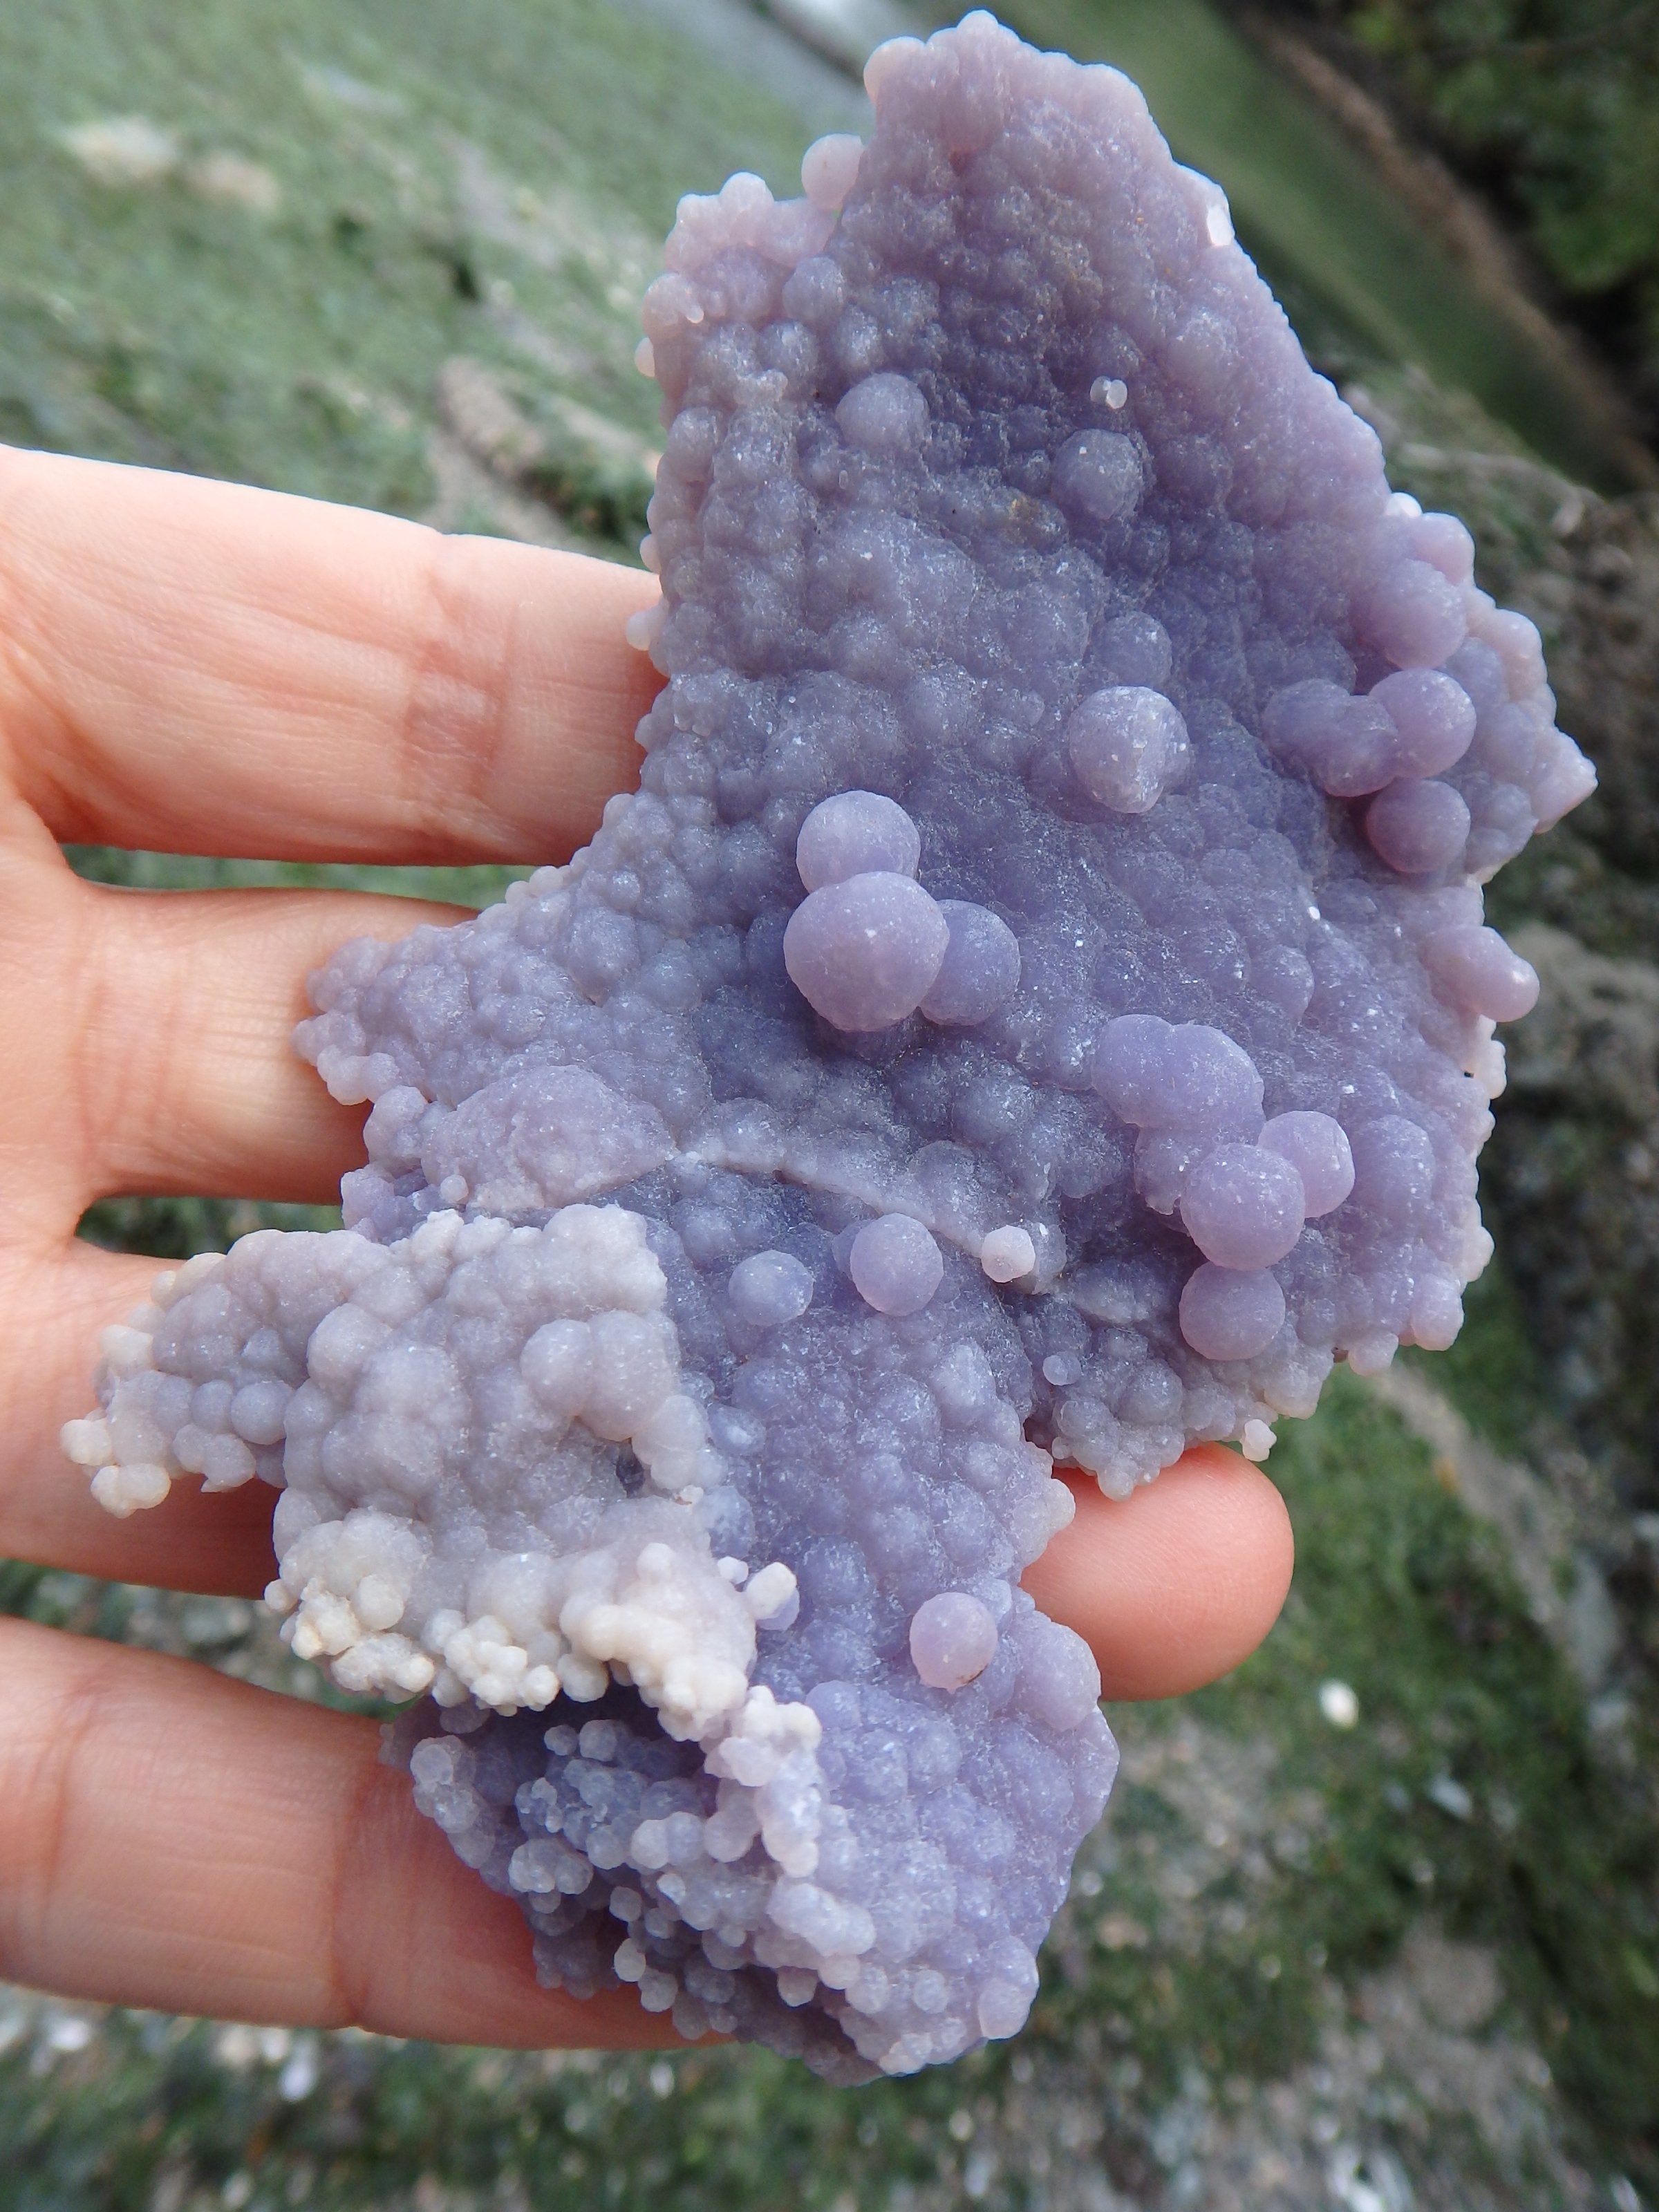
[{"x1": 70, "y1": 12, "x2": 1592, "y2": 2080}]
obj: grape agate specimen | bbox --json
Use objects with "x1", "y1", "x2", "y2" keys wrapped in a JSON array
[{"x1": 67, "y1": 12, "x2": 1593, "y2": 2081}]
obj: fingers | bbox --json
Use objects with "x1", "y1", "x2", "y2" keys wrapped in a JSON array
[
  {"x1": 0, "y1": 1240, "x2": 278, "y2": 1595},
  {"x1": 0, "y1": 447, "x2": 662, "y2": 866},
  {"x1": 0, "y1": 1617, "x2": 675, "y2": 2048},
  {"x1": 54, "y1": 880, "x2": 466, "y2": 1215},
  {"x1": 1023, "y1": 1446, "x2": 1295, "y2": 1700}
]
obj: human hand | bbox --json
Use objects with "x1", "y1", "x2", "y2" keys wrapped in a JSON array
[{"x1": 0, "y1": 448, "x2": 1293, "y2": 2050}]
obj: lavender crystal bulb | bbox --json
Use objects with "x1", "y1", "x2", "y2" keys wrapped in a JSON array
[
  {"x1": 1180, "y1": 1143, "x2": 1306, "y2": 1271},
  {"x1": 783, "y1": 868, "x2": 950, "y2": 1029},
  {"x1": 1068, "y1": 685, "x2": 1192, "y2": 814},
  {"x1": 1259, "y1": 1111, "x2": 1356, "y2": 1217},
  {"x1": 909, "y1": 1592, "x2": 1000, "y2": 1690},
  {"x1": 920, "y1": 901, "x2": 1022, "y2": 1025},
  {"x1": 795, "y1": 789, "x2": 922, "y2": 890},
  {"x1": 68, "y1": 10, "x2": 1593, "y2": 2083},
  {"x1": 849, "y1": 1212, "x2": 946, "y2": 1315}
]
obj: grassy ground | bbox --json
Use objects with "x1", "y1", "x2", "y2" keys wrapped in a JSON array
[{"x1": 2, "y1": 3, "x2": 1656, "y2": 2207}]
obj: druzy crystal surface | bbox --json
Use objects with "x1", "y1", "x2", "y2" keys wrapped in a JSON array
[{"x1": 69, "y1": 14, "x2": 1593, "y2": 2081}]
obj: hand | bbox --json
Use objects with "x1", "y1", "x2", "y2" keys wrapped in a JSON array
[{"x1": 0, "y1": 447, "x2": 1294, "y2": 2050}]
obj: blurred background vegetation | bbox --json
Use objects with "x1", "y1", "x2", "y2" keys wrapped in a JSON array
[
  {"x1": 1246, "y1": 0, "x2": 1659, "y2": 432},
  {"x1": 5, "y1": 3, "x2": 1659, "y2": 2208}
]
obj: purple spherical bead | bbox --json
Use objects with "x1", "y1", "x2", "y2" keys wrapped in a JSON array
[
  {"x1": 1051, "y1": 429, "x2": 1143, "y2": 523},
  {"x1": 729, "y1": 1250, "x2": 815, "y2": 1327},
  {"x1": 920, "y1": 901, "x2": 1022, "y2": 1025},
  {"x1": 796, "y1": 791, "x2": 922, "y2": 891},
  {"x1": 850, "y1": 1214, "x2": 944, "y2": 1315},
  {"x1": 784, "y1": 872, "x2": 949, "y2": 1030},
  {"x1": 1178, "y1": 1264, "x2": 1287, "y2": 1360},
  {"x1": 1258, "y1": 1112, "x2": 1355, "y2": 1219},
  {"x1": 1181, "y1": 1143, "x2": 1306, "y2": 1269},
  {"x1": 836, "y1": 372, "x2": 929, "y2": 456},
  {"x1": 1365, "y1": 778, "x2": 1472, "y2": 874},
  {"x1": 1092, "y1": 1018, "x2": 1263, "y2": 1136},
  {"x1": 1067, "y1": 685, "x2": 1190, "y2": 815},
  {"x1": 1423, "y1": 925, "x2": 1541, "y2": 1020},
  {"x1": 1369, "y1": 668, "x2": 1477, "y2": 778}
]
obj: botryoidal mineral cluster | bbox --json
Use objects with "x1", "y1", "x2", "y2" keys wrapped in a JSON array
[{"x1": 68, "y1": 15, "x2": 1591, "y2": 2081}]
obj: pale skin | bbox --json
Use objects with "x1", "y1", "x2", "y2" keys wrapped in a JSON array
[{"x1": 0, "y1": 445, "x2": 1295, "y2": 2052}]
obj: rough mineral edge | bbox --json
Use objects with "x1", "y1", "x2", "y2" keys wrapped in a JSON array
[{"x1": 68, "y1": 11, "x2": 1591, "y2": 2080}]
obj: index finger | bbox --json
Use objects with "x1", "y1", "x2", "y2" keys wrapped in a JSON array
[{"x1": 0, "y1": 447, "x2": 662, "y2": 865}]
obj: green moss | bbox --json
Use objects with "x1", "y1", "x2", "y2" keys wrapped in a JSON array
[{"x1": 1216, "y1": 1375, "x2": 1659, "y2": 2142}]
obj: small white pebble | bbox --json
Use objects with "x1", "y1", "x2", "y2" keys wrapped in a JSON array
[
  {"x1": 1240, "y1": 1418, "x2": 1275, "y2": 1462},
  {"x1": 743, "y1": 1561, "x2": 798, "y2": 1622},
  {"x1": 634, "y1": 336, "x2": 656, "y2": 377},
  {"x1": 59, "y1": 116, "x2": 178, "y2": 186},
  {"x1": 189, "y1": 153, "x2": 281, "y2": 214},
  {"x1": 1090, "y1": 376, "x2": 1127, "y2": 409},
  {"x1": 1427, "y1": 1772, "x2": 1474, "y2": 1821},
  {"x1": 1318, "y1": 1679, "x2": 1360, "y2": 1729}
]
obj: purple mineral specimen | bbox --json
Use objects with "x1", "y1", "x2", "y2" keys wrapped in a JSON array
[{"x1": 67, "y1": 12, "x2": 1592, "y2": 2080}]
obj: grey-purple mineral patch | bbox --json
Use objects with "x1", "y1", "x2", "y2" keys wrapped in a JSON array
[{"x1": 66, "y1": 12, "x2": 1593, "y2": 2081}]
